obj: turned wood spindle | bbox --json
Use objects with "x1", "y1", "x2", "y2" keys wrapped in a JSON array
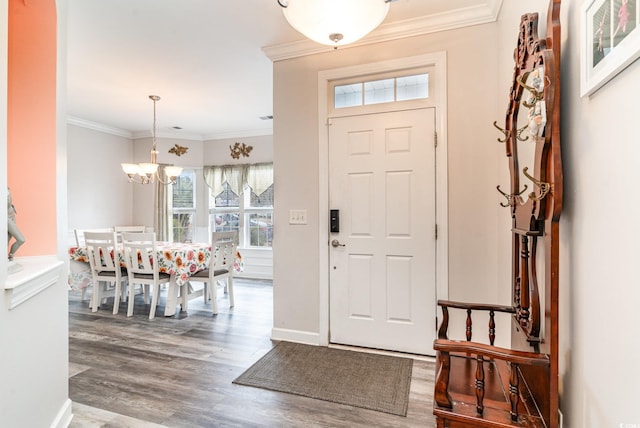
[
  {"x1": 509, "y1": 363, "x2": 520, "y2": 422},
  {"x1": 466, "y1": 309, "x2": 473, "y2": 341},
  {"x1": 475, "y1": 355, "x2": 485, "y2": 415},
  {"x1": 489, "y1": 310, "x2": 496, "y2": 346}
]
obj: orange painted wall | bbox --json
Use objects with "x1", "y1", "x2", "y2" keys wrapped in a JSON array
[{"x1": 7, "y1": 0, "x2": 57, "y2": 255}]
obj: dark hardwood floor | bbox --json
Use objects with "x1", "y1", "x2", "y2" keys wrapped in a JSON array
[{"x1": 68, "y1": 279, "x2": 436, "y2": 427}]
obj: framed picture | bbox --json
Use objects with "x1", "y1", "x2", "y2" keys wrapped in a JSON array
[{"x1": 581, "y1": 0, "x2": 640, "y2": 96}]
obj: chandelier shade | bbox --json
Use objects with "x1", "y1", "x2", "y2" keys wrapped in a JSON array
[
  {"x1": 121, "y1": 95, "x2": 182, "y2": 185},
  {"x1": 279, "y1": 0, "x2": 391, "y2": 47},
  {"x1": 164, "y1": 165, "x2": 184, "y2": 179}
]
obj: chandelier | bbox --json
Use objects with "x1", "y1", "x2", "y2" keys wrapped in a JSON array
[
  {"x1": 277, "y1": 0, "x2": 393, "y2": 47},
  {"x1": 121, "y1": 95, "x2": 183, "y2": 185}
]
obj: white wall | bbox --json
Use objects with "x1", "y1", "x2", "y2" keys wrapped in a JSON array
[
  {"x1": 1, "y1": 274, "x2": 70, "y2": 428},
  {"x1": 1, "y1": 1, "x2": 72, "y2": 427},
  {"x1": 561, "y1": 1, "x2": 640, "y2": 426},
  {"x1": 203, "y1": 134, "x2": 273, "y2": 165},
  {"x1": 66, "y1": 124, "x2": 134, "y2": 244},
  {"x1": 272, "y1": 19, "x2": 509, "y2": 344}
]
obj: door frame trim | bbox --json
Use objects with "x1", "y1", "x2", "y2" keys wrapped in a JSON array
[{"x1": 317, "y1": 52, "x2": 449, "y2": 346}]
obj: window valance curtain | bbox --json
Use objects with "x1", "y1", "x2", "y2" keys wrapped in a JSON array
[
  {"x1": 203, "y1": 163, "x2": 273, "y2": 196},
  {"x1": 246, "y1": 163, "x2": 273, "y2": 196},
  {"x1": 203, "y1": 165, "x2": 247, "y2": 196}
]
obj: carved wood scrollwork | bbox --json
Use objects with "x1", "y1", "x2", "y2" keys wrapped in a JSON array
[
  {"x1": 500, "y1": 8, "x2": 561, "y2": 344},
  {"x1": 433, "y1": 3, "x2": 562, "y2": 427}
]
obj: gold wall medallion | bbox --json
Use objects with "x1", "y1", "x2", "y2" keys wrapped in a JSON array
[
  {"x1": 168, "y1": 144, "x2": 188, "y2": 156},
  {"x1": 230, "y1": 142, "x2": 253, "y2": 159}
]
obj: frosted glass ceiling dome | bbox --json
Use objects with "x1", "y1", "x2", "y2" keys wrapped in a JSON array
[{"x1": 279, "y1": 0, "x2": 391, "y2": 47}]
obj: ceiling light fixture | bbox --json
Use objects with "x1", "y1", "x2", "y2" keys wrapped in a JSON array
[
  {"x1": 121, "y1": 95, "x2": 183, "y2": 185},
  {"x1": 277, "y1": 0, "x2": 394, "y2": 48}
]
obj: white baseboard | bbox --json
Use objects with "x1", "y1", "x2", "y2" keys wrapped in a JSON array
[
  {"x1": 235, "y1": 272, "x2": 272, "y2": 281},
  {"x1": 271, "y1": 327, "x2": 321, "y2": 345},
  {"x1": 50, "y1": 398, "x2": 73, "y2": 428}
]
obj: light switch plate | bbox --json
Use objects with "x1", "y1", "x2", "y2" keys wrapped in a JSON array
[{"x1": 289, "y1": 209, "x2": 307, "y2": 225}]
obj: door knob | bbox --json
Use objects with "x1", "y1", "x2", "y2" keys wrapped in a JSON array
[{"x1": 331, "y1": 239, "x2": 345, "y2": 248}]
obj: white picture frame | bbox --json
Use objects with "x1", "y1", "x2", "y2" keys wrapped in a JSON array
[{"x1": 580, "y1": 0, "x2": 640, "y2": 97}]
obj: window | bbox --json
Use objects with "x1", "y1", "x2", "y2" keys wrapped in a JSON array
[
  {"x1": 247, "y1": 184, "x2": 273, "y2": 247},
  {"x1": 364, "y1": 78, "x2": 394, "y2": 105},
  {"x1": 334, "y1": 83, "x2": 363, "y2": 108},
  {"x1": 334, "y1": 72, "x2": 429, "y2": 109},
  {"x1": 209, "y1": 182, "x2": 240, "y2": 234},
  {"x1": 396, "y1": 74, "x2": 429, "y2": 101},
  {"x1": 206, "y1": 163, "x2": 274, "y2": 249},
  {"x1": 172, "y1": 169, "x2": 196, "y2": 242}
]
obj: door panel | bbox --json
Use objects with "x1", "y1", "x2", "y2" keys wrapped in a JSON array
[{"x1": 329, "y1": 108, "x2": 436, "y2": 355}]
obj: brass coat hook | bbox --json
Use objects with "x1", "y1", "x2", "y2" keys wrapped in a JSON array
[
  {"x1": 496, "y1": 185, "x2": 511, "y2": 207},
  {"x1": 493, "y1": 121, "x2": 510, "y2": 143},
  {"x1": 496, "y1": 184, "x2": 528, "y2": 207},
  {"x1": 522, "y1": 167, "x2": 550, "y2": 201},
  {"x1": 517, "y1": 71, "x2": 548, "y2": 109},
  {"x1": 515, "y1": 184, "x2": 529, "y2": 197},
  {"x1": 516, "y1": 124, "x2": 529, "y2": 142},
  {"x1": 518, "y1": 78, "x2": 544, "y2": 108}
]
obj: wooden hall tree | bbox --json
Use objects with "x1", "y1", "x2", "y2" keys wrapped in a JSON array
[{"x1": 432, "y1": 0, "x2": 562, "y2": 426}]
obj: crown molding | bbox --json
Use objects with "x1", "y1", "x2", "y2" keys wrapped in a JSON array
[
  {"x1": 67, "y1": 116, "x2": 133, "y2": 138},
  {"x1": 131, "y1": 129, "x2": 205, "y2": 142},
  {"x1": 67, "y1": 116, "x2": 272, "y2": 142},
  {"x1": 202, "y1": 127, "x2": 273, "y2": 141},
  {"x1": 263, "y1": 1, "x2": 503, "y2": 61},
  {"x1": 133, "y1": 127, "x2": 273, "y2": 141}
]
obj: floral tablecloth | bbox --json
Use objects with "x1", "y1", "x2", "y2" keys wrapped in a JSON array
[{"x1": 68, "y1": 242, "x2": 243, "y2": 290}]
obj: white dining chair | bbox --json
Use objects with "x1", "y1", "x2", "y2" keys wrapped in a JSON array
[
  {"x1": 74, "y1": 227, "x2": 115, "y2": 302},
  {"x1": 74, "y1": 227, "x2": 114, "y2": 247},
  {"x1": 84, "y1": 231, "x2": 128, "y2": 314},
  {"x1": 114, "y1": 225, "x2": 147, "y2": 243},
  {"x1": 190, "y1": 231, "x2": 238, "y2": 315},
  {"x1": 121, "y1": 232, "x2": 171, "y2": 319}
]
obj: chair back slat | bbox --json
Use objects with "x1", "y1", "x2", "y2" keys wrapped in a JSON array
[
  {"x1": 121, "y1": 232, "x2": 170, "y2": 319},
  {"x1": 84, "y1": 231, "x2": 119, "y2": 273},
  {"x1": 75, "y1": 227, "x2": 114, "y2": 247},
  {"x1": 84, "y1": 230, "x2": 127, "y2": 315},
  {"x1": 122, "y1": 232, "x2": 159, "y2": 278},
  {"x1": 212, "y1": 231, "x2": 237, "y2": 271},
  {"x1": 114, "y1": 226, "x2": 146, "y2": 233},
  {"x1": 114, "y1": 225, "x2": 147, "y2": 243}
]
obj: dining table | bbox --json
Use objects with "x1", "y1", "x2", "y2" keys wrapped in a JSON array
[{"x1": 68, "y1": 241, "x2": 242, "y2": 316}]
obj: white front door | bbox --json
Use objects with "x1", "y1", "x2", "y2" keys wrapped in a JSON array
[{"x1": 328, "y1": 108, "x2": 437, "y2": 355}]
